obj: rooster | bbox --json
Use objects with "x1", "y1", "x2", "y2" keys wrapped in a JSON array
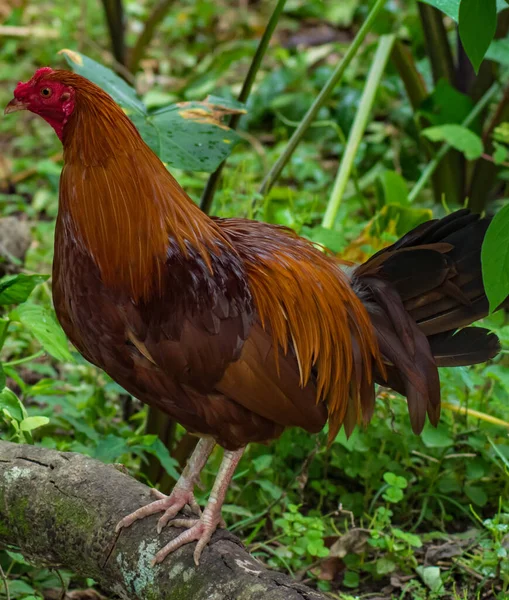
[{"x1": 5, "y1": 68, "x2": 503, "y2": 566}]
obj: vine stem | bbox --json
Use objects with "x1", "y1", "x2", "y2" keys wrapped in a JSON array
[
  {"x1": 322, "y1": 34, "x2": 395, "y2": 229},
  {"x1": 258, "y1": 0, "x2": 389, "y2": 197},
  {"x1": 408, "y1": 79, "x2": 502, "y2": 203},
  {"x1": 199, "y1": 0, "x2": 287, "y2": 214}
]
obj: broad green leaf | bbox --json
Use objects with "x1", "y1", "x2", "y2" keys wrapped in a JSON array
[
  {"x1": 419, "y1": 80, "x2": 474, "y2": 126},
  {"x1": 376, "y1": 557, "x2": 396, "y2": 575},
  {"x1": 343, "y1": 571, "x2": 360, "y2": 589},
  {"x1": 459, "y1": 0, "x2": 497, "y2": 73},
  {"x1": 61, "y1": 49, "x2": 242, "y2": 172},
  {"x1": 465, "y1": 484, "x2": 488, "y2": 506},
  {"x1": 60, "y1": 49, "x2": 146, "y2": 115},
  {"x1": 0, "y1": 274, "x2": 49, "y2": 305},
  {"x1": 486, "y1": 37, "x2": 509, "y2": 65},
  {"x1": 13, "y1": 303, "x2": 73, "y2": 362},
  {"x1": 419, "y1": 0, "x2": 461, "y2": 20},
  {"x1": 0, "y1": 363, "x2": 5, "y2": 391},
  {"x1": 420, "y1": 0, "x2": 507, "y2": 21},
  {"x1": 422, "y1": 124, "x2": 483, "y2": 159},
  {"x1": 141, "y1": 437, "x2": 180, "y2": 481},
  {"x1": 378, "y1": 170, "x2": 409, "y2": 206},
  {"x1": 93, "y1": 434, "x2": 129, "y2": 461},
  {"x1": 20, "y1": 415, "x2": 49, "y2": 432},
  {"x1": 416, "y1": 566, "x2": 444, "y2": 593},
  {"x1": 421, "y1": 423, "x2": 454, "y2": 448},
  {"x1": 482, "y1": 203, "x2": 509, "y2": 311},
  {"x1": 0, "y1": 387, "x2": 26, "y2": 422},
  {"x1": 147, "y1": 103, "x2": 241, "y2": 172}
]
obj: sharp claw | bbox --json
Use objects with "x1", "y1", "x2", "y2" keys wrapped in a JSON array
[
  {"x1": 116, "y1": 486, "x2": 202, "y2": 533},
  {"x1": 151, "y1": 517, "x2": 217, "y2": 566}
]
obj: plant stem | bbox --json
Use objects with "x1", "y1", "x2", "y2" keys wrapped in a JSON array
[
  {"x1": 408, "y1": 80, "x2": 501, "y2": 203},
  {"x1": 199, "y1": 0, "x2": 287, "y2": 214},
  {"x1": 3, "y1": 350, "x2": 45, "y2": 367},
  {"x1": 128, "y1": 0, "x2": 176, "y2": 73},
  {"x1": 100, "y1": 0, "x2": 127, "y2": 67},
  {"x1": 322, "y1": 34, "x2": 395, "y2": 229},
  {"x1": 258, "y1": 0, "x2": 389, "y2": 197},
  {"x1": 417, "y1": 3, "x2": 455, "y2": 85}
]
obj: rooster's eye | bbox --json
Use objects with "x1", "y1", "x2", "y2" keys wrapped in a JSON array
[{"x1": 40, "y1": 88, "x2": 52, "y2": 98}]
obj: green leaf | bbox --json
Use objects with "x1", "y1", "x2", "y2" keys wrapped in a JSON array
[
  {"x1": 392, "y1": 528, "x2": 423, "y2": 547},
  {"x1": 493, "y1": 142, "x2": 508, "y2": 164},
  {"x1": 93, "y1": 434, "x2": 129, "y2": 461},
  {"x1": 20, "y1": 415, "x2": 49, "y2": 432},
  {"x1": 419, "y1": 80, "x2": 474, "y2": 126},
  {"x1": 383, "y1": 486, "x2": 404, "y2": 503},
  {"x1": 13, "y1": 303, "x2": 73, "y2": 362},
  {"x1": 420, "y1": 0, "x2": 461, "y2": 20},
  {"x1": 383, "y1": 472, "x2": 408, "y2": 488},
  {"x1": 343, "y1": 570, "x2": 360, "y2": 588},
  {"x1": 422, "y1": 124, "x2": 483, "y2": 159},
  {"x1": 465, "y1": 483, "x2": 488, "y2": 506},
  {"x1": 486, "y1": 37, "x2": 509, "y2": 65},
  {"x1": 378, "y1": 170, "x2": 409, "y2": 206},
  {"x1": 376, "y1": 557, "x2": 396, "y2": 575},
  {"x1": 482, "y1": 203, "x2": 509, "y2": 311},
  {"x1": 421, "y1": 423, "x2": 454, "y2": 448},
  {"x1": 459, "y1": 0, "x2": 497, "y2": 73},
  {"x1": 420, "y1": 0, "x2": 507, "y2": 21},
  {"x1": 60, "y1": 49, "x2": 146, "y2": 115},
  {"x1": 221, "y1": 504, "x2": 253, "y2": 517},
  {"x1": 0, "y1": 363, "x2": 5, "y2": 391},
  {"x1": 0, "y1": 274, "x2": 49, "y2": 305},
  {"x1": 0, "y1": 318, "x2": 9, "y2": 350},
  {"x1": 416, "y1": 565, "x2": 444, "y2": 593},
  {"x1": 142, "y1": 437, "x2": 181, "y2": 481},
  {"x1": 0, "y1": 387, "x2": 26, "y2": 422},
  {"x1": 145, "y1": 104, "x2": 241, "y2": 172},
  {"x1": 61, "y1": 49, "x2": 242, "y2": 172},
  {"x1": 257, "y1": 479, "x2": 283, "y2": 499}
]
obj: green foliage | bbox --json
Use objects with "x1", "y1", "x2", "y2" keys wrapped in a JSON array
[
  {"x1": 422, "y1": 125, "x2": 484, "y2": 160},
  {"x1": 458, "y1": 0, "x2": 497, "y2": 73},
  {"x1": 482, "y1": 203, "x2": 509, "y2": 311},
  {"x1": 61, "y1": 50, "x2": 242, "y2": 172}
]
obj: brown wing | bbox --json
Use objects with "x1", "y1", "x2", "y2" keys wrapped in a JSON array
[{"x1": 124, "y1": 238, "x2": 254, "y2": 393}]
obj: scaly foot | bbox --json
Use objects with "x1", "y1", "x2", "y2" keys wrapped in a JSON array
[{"x1": 152, "y1": 506, "x2": 223, "y2": 566}]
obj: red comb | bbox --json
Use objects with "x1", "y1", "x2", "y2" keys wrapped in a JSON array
[{"x1": 14, "y1": 67, "x2": 55, "y2": 97}]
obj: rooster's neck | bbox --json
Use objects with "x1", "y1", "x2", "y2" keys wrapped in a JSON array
[{"x1": 59, "y1": 104, "x2": 223, "y2": 301}]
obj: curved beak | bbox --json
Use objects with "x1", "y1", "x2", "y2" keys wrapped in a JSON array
[{"x1": 4, "y1": 98, "x2": 28, "y2": 115}]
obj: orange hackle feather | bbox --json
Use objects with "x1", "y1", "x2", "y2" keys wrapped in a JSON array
[
  {"x1": 219, "y1": 220, "x2": 384, "y2": 441},
  {"x1": 50, "y1": 70, "x2": 228, "y2": 302}
]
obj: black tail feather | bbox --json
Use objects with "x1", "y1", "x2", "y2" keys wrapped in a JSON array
[{"x1": 353, "y1": 210, "x2": 504, "y2": 433}]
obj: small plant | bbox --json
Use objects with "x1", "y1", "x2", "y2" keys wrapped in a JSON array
[{"x1": 270, "y1": 504, "x2": 329, "y2": 572}]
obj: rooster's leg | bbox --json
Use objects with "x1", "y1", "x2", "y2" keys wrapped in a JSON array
[
  {"x1": 115, "y1": 437, "x2": 215, "y2": 533},
  {"x1": 152, "y1": 447, "x2": 245, "y2": 566}
]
